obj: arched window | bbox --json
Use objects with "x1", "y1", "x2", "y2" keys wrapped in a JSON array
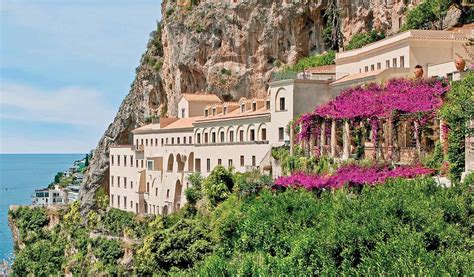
[{"x1": 167, "y1": 154, "x2": 174, "y2": 171}]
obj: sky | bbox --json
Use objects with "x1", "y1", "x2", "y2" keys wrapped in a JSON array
[{"x1": 0, "y1": 0, "x2": 162, "y2": 153}]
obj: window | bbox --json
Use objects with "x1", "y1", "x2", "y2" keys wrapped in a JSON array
[
  {"x1": 239, "y1": 130, "x2": 244, "y2": 142},
  {"x1": 207, "y1": 159, "x2": 211, "y2": 172},
  {"x1": 146, "y1": 139, "x2": 148, "y2": 146},
  {"x1": 279, "y1": 97, "x2": 286, "y2": 111},
  {"x1": 371, "y1": 64, "x2": 375, "y2": 71},
  {"x1": 141, "y1": 139, "x2": 144, "y2": 145},
  {"x1": 205, "y1": 109, "x2": 209, "y2": 117},
  {"x1": 229, "y1": 131, "x2": 234, "y2": 142},
  {"x1": 111, "y1": 176, "x2": 114, "y2": 187},
  {"x1": 111, "y1": 194, "x2": 114, "y2": 206},
  {"x1": 393, "y1": 58, "x2": 397, "y2": 68},
  {"x1": 279, "y1": 127, "x2": 284, "y2": 141},
  {"x1": 131, "y1": 181, "x2": 133, "y2": 189},
  {"x1": 130, "y1": 155, "x2": 133, "y2": 167},
  {"x1": 400, "y1": 56, "x2": 405, "y2": 68},
  {"x1": 124, "y1": 196, "x2": 127, "y2": 209},
  {"x1": 150, "y1": 139, "x2": 153, "y2": 146},
  {"x1": 161, "y1": 138, "x2": 164, "y2": 146},
  {"x1": 147, "y1": 182, "x2": 150, "y2": 193},
  {"x1": 212, "y1": 108, "x2": 216, "y2": 116},
  {"x1": 197, "y1": 133, "x2": 201, "y2": 144},
  {"x1": 118, "y1": 155, "x2": 121, "y2": 166},
  {"x1": 218, "y1": 159, "x2": 222, "y2": 165},
  {"x1": 141, "y1": 160, "x2": 144, "y2": 168},
  {"x1": 228, "y1": 159, "x2": 233, "y2": 168},
  {"x1": 111, "y1": 155, "x2": 114, "y2": 166},
  {"x1": 261, "y1": 128, "x2": 267, "y2": 141},
  {"x1": 147, "y1": 160, "x2": 153, "y2": 170},
  {"x1": 135, "y1": 139, "x2": 138, "y2": 146},
  {"x1": 136, "y1": 160, "x2": 138, "y2": 168},
  {"x1": 386, "y1": 60, "x2": 390, "y2": 68},
  {"x1": 252, "y1": 156, "x2": 256, "y2": 166},
  {"x1": 241, "y1": 104, "x2": 245, "y2": 113},
  {"x1": 223, "y1": 107, "x2": 227, "y2": 115},
  {"x1": 266, "y1": 100, "x2": 270, "y2": 110},
  {"x1": 124, "y1": 155, "x2": 127, "y2": 167},
  {"x1": 171, "y1": 137, "x2": 174, "y2": 144},
  {"x1": 155, "y1": 138, "x2": 158, "y2": 146},
  {"x1": 205, "y1": 133, "x2": 209, "y2": 144},
  {"x1": 167, "y1": 189, "x2": 170, "y2": 198},
  {"x1": 117, "y1": 195, "x2": 120, "y2": 208},
  {"x1": 181, "y1": 108, "x2": 185, "y2": 118},
  {"x1": 365, "y1": 66, "x2": 369, "y2": 72},
  {"x1": 250, "y1": 129, "x2": 255, "y2": 141},
  {"x1": 189, "y1": 136, "x2": 192, "y2": 144},
  {"x1": 117, "y1": 176, "x2": 121, "y2": 187},
  {"x1": 399, "y1": 17, "x2": 403, "y2": 29},
  {"x1": 166, "y1": 138, "x2": 168, "y2": 144},
  {"x1": 252, "y1": 102, "x2": 257, "y2": 111},
  {"x1": 240, "y1": 155, "x2": 244, "y2": 166},
  {"x1": 195, "y1": 159, "x2": 201, "y2": 172},
  {"x1": 184, "y1": 136, "x2": 187, "y2": 144},
  {"x1": 130, "y1": 201, "x2": 133, "y2": 209},
  {"x1": 124, "y1": 177, "x2": 127, "y2": 188},
  {"x1": 212, "y1": 132, "x2": 216, "y2": 143},
  {"x1": 220, "y1": 131, "x2": 225, "y2": 143},
  {"x1": 155, "y1": 188, "x2": 158, "y2": 196},
  {"x1": 177, "y1": 137, "x2": 180, "y2": 144},
  {"x1": 377, "y1": 62, "x2": 381, "y2": 70}
]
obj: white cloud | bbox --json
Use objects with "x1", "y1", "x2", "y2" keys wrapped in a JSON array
[{"x1": 0, "y1": 81, "x2": 116, "y2": 127}]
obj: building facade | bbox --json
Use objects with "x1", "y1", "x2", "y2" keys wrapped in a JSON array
[{"x1": 109, "y1": 29, "x2": 472, "y2": 215}]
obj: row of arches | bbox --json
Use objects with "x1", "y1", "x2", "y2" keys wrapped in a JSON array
[
  {"x1": 167, "y1": 152, "x2": 195, "y2": 172},
  {"x1": 194, "y1": 123, "x2": 268, "y2": 144}
]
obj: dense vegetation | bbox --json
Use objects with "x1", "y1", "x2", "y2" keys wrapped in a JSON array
[
  {"x1": 9, "y1": 165, "x2": 473, "y2": 275},
  {"x1": 272, "y1": 51, "x2": 336, "y2": 81},
  {"x1": 346, "y1": 30, "x2": 385, "y2": 50}
]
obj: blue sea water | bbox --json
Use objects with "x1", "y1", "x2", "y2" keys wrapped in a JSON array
[{"x1": 0, "y1": 154, "x2": 84, "y2": 262}]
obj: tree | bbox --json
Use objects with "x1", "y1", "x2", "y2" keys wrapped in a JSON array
[
  {"x1": 323, "y1": 0, "x2": 343, "y2": 50},
  {"x1": 403, "y1": 0, "x2": 453, "y2": 31},
  {"x1": 203, "y1": 166, "x2": 234, "y2": 206},
  {"x1": 84, "y1": 154, "x2": 89, "y2": 167},
  {"x1": 53, "y1": 172, "x2": 63, "y2": 184}
]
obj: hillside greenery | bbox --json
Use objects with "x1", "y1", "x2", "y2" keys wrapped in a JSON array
[{"x1": 9, "y1": 165, "x2": 473, "y2": 275}]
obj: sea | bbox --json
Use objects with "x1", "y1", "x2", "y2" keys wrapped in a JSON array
[{"x1": 0, "y1": 153, "x2": 84, "y2": 262}]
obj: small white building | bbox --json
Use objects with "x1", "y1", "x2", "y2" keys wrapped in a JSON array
[{"x1": 31, "y1": 186, "x2": 67, "y2": 206}]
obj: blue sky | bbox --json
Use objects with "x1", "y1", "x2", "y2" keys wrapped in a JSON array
[{"x1": 0, "y1": 0, "x2": 162, "y2": 153}]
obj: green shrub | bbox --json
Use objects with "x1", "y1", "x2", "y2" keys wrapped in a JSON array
[
  {"x1": 9, "y1": 207, "x2": 48, "y2": 240},
  {"x1": 12, "y1": 239, "x2": 65, "y2": 276},
  {"x1": 93, "y1": 237, "x2": 124, "y2": 272},
  {"x1": 402, "y1": 0, "x2": 452, "y2": 30},
  {"x1": 203, "y1": 166, "x2": 234, "y2": 206},
  {"x1": 233, "y1": 171, "x2": 272, "y2": 197},
  {"x1": 346, "y1": 30, "x2": 385, "y2": 50},
  {"x1": 102, "y1": 208, "x2": 137, "y2": 236}
]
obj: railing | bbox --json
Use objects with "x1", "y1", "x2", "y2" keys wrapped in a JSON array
[
  {"x1": 271, "y1": 71, "x2": 335, "y2": 82},
  {"x1": 194, "y1": 140, "x2": 269, "y2": 147}
]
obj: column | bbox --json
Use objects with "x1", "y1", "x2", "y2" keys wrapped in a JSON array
[
  {"x1": 320, "y1": 121, "x2": 326, "y2": 156},
  {"x1": 331, "y1": 120, "x2": 337, "y2": 158},
  {"x1": 342, "y1": 120, "x2": 350, "y2": 160}
]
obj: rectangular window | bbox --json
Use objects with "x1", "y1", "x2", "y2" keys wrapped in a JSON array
[
  {"x1": 240, "y1": 155, "x2": 245, "y2": 166},
  {"x1": 228, "y1": 159, "x2": 233, "y2": 168},
  {"x1": 111, "y1": 194, "x2": 114, "y2": 206},
  {"x1": 266, "y1": 100, "x2": 270, "y2": 110},
  {"x1": 117, "y1": 195, "x2": 120, "y2": 208},
  {"x1": 223, "y1": 107, "x2": 227, "y2": 115},
  {"x1": 279, "y1": 127, "x2": 284, "y2": 141},
  {"x1": 118, "y1": 155, "x2": 121, "y2": 166},
  {"x1": 220, "y1": 131, "x2": 225, "y2": 143},
  {"x1": 130, "y1": 155, "x2": 134, "y2": 167},
  {"x1": 124, "y1": 196, "x2": 127, "y2": 209},
  {"x1": 189, "y1": 136, "x2": 192, "y2": 144},
  {"x1": 386, "y1": 60, "x2": 390, "y2": 68},
  {"x1": 117, "y1": 176, "x2": 121, "y2": 187},
  {"x1": 365, "y1": 66, "x2": 369, "y2": 72},
  {"x1": 155, "y1": 138, "x2": 158, "y2": 146},
  {"x1": 111, "y1": 155, "x2": 114, "y2": 166},
  {"x1": 146, "y1": 139, "x2": 148, "y2": 146},
  {"x1": 393, "y1": 58, "x2": 397, "y2": 68},
  {"x1": 184, "y1": 136, "x2": 187, "y2": 144},
  {"x1": 124, "y1": 155, "x2": 127, "y2": 167},
  {"x1": 261, "y1": 128, "x2": 267, "y2": 141},
  {"x1": 141, "y1": 160, "x2": 144, "y2": 168},
  {"x1": 131, "y1": 181, "x2": 133, "y2": 189},
  {"x1": 161, "y1": 138, "x2": 164, "y2": 146},
  {"x1": 131, "y1": 201, "x2": 133, "y2": 209},
  {"x1": 197, "y1": 134, "x2": 201, "y2": 144},
  {"x1": 400, "y1": 56, "x2": 405, "y2": 68},
  {"x1": 177, "y1": 137, "x2": 180, "y2": 144},
  {"x1": 166, "y1": 138, "x2": 168, "y2": 144},
  {"x1": 141, "y1": 139, "x2": 144, "y2": 145},
  {"x1": 250, "y1": 129, "x2": 255, "y2": 141},
  {"x1": 136, "y1": 160, "x2": 138, "y2": 168},
  {"x1": 124, "y1": 177, "x2": 127, "y2": 188},
  {"x1": 212, "y1": 108, "x2": 216, "y2": 116},
  {"x1": 212, "y1": 132, "x2": 216, "y2": 143},
  {"x1": 181, "y1": 108, "x2": 185, "y2": 118},
  {"x1": 136, "y1": 139, "x2": 138, "y2": 146},
  {"x1": 171, "y1": 138, "x2": 174, "y2": 144},
  {"x1": 241, "y1": 105, "x2": 245, "y2": 113},
  {"x1": 147, "y1": 160, "x2": 153, "y2": 170},
  {"x1": 195, "y1": 159, "x2": 201, "y2": 172},
  {"x1": 218, "y1": 159, "x2": 222, "y2": 165},
  {"x1": 252, "y1": 102, "x2": 257, "y2": 111},
  {"x1": 207, "y1": 159, "x2": 211, "y2": 172},
  {"x1": 111, "y1": 175, "x2": 114, "y2": 187},
  {"x1": 377, "y1": 62, "x2": 381, "y2": 70},
  {"x1": 205, "y1": 133, "x2": 209, "y2": 144},
  {"x1": 150, "y1": 139, "x2": 153, "y2": 146},
  {"x1": 371, "y1": 64, "x2": 375, "y2": 71},
  {"x1": 279, "y1": 97, "x2": 285, "y2": 111},
  {"x1": 229, "y1": 131, "x2": 234, "y2": 142},
  {"x1": 239, "y1": 130, "x2": 244, "y2": 142},
  {"x1": 205, "y1": 109, "x2": 209, "y2": 117},
  {"x1": 252, "y1": 156, "x2": 256, "y2": 166}
]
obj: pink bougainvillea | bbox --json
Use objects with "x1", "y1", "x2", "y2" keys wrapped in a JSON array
[
  {"x1": 274, "y1": 164, "x2": 433, "y2": 191},
  {"x1": 296, "y1": 78, "x2": 449, "y2": 142}
]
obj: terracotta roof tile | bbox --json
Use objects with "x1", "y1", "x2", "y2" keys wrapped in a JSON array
[{"x1": 180, "y1": 93, "x2": 221, "y2": 103}]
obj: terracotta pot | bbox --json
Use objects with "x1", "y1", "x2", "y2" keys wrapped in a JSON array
[
  {"x1": 454, "y1": 57, "x2": 466, "y2": 71},
  {"x1": 414, "y1": 67, "x2": 424, "y2": 79}
]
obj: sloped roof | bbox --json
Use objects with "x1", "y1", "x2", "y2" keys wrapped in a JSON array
[
  {"x1": 180, "y1": 93, "x2": 221, "y2": 103},
  {"x1": 331, "y1": 69, "x2": 384, "y2": 85},
  {"x1": 305, "y1": 65, "x2": 336, "y2": 74}
]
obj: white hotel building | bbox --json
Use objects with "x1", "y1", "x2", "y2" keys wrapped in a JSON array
[{"x1": 109, "y1": 28, "x2": 472, "y2": 215}]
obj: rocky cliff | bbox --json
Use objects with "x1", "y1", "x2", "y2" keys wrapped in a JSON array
[{"x1": 79, "y1": 0, "x2": 422, "y2": 213}]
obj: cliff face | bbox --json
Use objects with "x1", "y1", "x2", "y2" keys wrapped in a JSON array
[{"x1": 80, "y1": 0, "x2": 419, "y2": 213}]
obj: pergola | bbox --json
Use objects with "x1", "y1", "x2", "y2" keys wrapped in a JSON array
[{"x1": 294, "y1": 78, "x2": 450, "y2": 164}]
